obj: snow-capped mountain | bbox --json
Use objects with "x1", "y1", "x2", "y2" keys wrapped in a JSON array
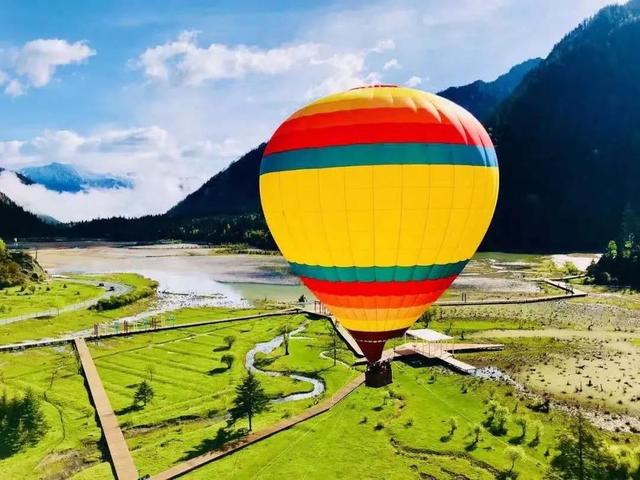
[{"x1": 18, "y1": 162, "x2": 132, "y2": 193}]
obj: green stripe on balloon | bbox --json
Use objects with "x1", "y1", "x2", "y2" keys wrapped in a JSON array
[
  {"x1": 289, "y1": 260, "x2": 468, "y2": 282},
  {"x1": 260, "y1": 142, "x2": 497, "y2": 175}
]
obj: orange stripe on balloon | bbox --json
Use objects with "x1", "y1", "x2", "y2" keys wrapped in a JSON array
[
  {"x1": 289, "y1": 96, "x2": 430, "y2": 119},
  {"x1": 326, "y1": 304, "x2": 431, "y2": 321},
  {"x1": 315, "y1": 292, "x2": 442, "y2": 309}
]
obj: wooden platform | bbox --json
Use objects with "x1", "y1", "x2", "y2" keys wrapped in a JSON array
[{"x1": 356, "y1": 342, "x2": 504, "y2": 375}]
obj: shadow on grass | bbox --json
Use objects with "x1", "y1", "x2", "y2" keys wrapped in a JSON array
[
  {"x1": 181, "y1": 427, "x2": 247, "y2": 461},
  {"x1": 115, "y1": 404, "x2": 143, "y2": 416},
  {"x1": 465, "y1": 440, "x2": 479, "y2": 451},
  {"x1": 207, "y1": 367, "x2": 230, "y2": 375}
]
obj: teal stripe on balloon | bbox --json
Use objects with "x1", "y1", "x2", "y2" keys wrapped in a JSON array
[
  {"x1": 260, "y1": 143, "x2": 497, "y2": 175},
  {"x1": 289, "y1": 260, "x2": 468, "y2": 283}
]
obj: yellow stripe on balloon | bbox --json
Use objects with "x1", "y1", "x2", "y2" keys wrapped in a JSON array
[
  {"x1": 334, "y1": 315, "x2": 425, "y2": 333},
  {"x1": 290, "y1": 87, "x2": 454, "y2": 120},
  {"x1": 259, "y1": 164, "x2": 498, "y2": 268}
]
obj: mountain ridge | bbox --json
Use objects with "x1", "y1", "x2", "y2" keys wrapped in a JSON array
[
  {"x1": 484, "y1": 1, "x2": 640, "y2": 251},
  {"x1": 438, "y1": 57, "x2": 542, "y2": 121},
  {"x1": 19, "y1": 162, "x2": 132, "y2": 193}
]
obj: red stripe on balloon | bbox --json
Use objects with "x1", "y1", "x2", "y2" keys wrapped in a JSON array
[
  {"x1": 278, "y1": 108, "x2": 449, "y2": 133},
  {"x1": 265, "y1": 122, "x2": 479, "y2": 156},
  {"x1": 300, "y1": 275, "x2": 457, "y2": 296}
]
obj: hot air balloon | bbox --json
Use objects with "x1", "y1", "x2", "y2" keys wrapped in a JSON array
[{"x1": 260, "y1": 85, "x2": 498, "y2": 384}]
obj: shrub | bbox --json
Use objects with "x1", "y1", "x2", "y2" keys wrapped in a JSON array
[{"x1": 94, "y1": 281, "x2": 158, "y2": 311}]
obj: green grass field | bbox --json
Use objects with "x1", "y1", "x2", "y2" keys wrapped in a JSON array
[
  {"x1": 166, "y1": 306, "x2": 271, "y2": 326},
  {"x1": 0, "y1": 274, "x2": 157, "y2": 345},
  {"x1": 0, "y1": 279, "x2": 104, "y2": 319},
  {"x1": 0, "y1": 346, "x2": 112, "y2": 480},
  {"x1": 186, "y1": 362, "x2": 636, "y2": 480},
  {"x1": 88, "y1": 313, "x2": 358, "y2": 478}
]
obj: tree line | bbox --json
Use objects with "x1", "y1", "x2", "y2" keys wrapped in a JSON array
[{"x1": 587, "y1": 205, "x2": 640, "y2": 287}]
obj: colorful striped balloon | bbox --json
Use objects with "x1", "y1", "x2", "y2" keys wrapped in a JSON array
[{"x1": 260, "y1": 86, "x2": 499, "y2": 362}]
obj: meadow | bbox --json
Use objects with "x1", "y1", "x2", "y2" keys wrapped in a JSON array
[
  {"x1": 0, "y1": 273, "x2": 158, "y2": 345},
  {"x1": 0, "y1": 278, "x2": 104, "y2": 319},
  {"x1": 1, "y1": 249, "x2": 639, "y2": 479},
  {"x1": 88, "y1": 312, "x2": 359, "y2": 478},
  {"x1": 185, "y1": 362, "x2": 640, "y2": 480}
]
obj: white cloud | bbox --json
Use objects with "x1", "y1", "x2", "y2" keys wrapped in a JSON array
[
  {"x1": 4, "y1": 79, "x2": 24, "y2": 97},
  {"x1": 137, "y1": 31, "x2": 321, "y2": 85},
  {"x1": 383, "y1": 58, "x2": 400, "y2": 70},
  {"x1": 405, "y1": 75, "x2": 422, "y2": 87},
  {"x1": 0, "y1": 126, "x2": 241, "y2": 222},
  {"x1": 137, "y1": 31, "x2": 395, "y2": 98},
  {"x1": 0, "y1": 39, "x2": 94, "y2": 96}
]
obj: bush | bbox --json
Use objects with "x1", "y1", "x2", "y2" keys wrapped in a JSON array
[{"x1": 94, "y1": 282, "x2": 158, "y2": 311}]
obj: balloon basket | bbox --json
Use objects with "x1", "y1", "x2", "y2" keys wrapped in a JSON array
[{"x1": 365, "y1": 359, "x2": 393, "y2": 388}]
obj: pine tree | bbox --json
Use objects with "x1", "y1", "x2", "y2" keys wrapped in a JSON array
[
  {"x1": 133, "y1": 381, "x2": 154, "y2": 408},
  {"x1": 228, "y1": 372, "x2": 269, "y2": 431}
]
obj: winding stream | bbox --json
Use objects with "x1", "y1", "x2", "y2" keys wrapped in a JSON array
[{"x1": 245, "y1": 320, "x2": 325, "y2": 403}]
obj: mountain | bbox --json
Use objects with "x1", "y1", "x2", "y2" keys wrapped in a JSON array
[
  {"x1": 438, "y1": 58, "x2": 542, "y2": 121},
  {"x1": 0, "y1": 167, "x2": 34, "y2": 185},
  {"x1": 484, "y1": 1, "x2": 640, "y2": 251},
  {"x1": 19, "y1": 162, "x2": 132, "y2": 193},
  {"x1": 168, "y1": 144, "x2": 265, "y2": 217},
  {"x1": 167, "y1": 61, "x2": 539, "y2": 221},
  {"x1": 0, "y1": 191, "x2": 51, "y2": 239}
]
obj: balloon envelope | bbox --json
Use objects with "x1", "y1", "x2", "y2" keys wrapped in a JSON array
[{"x1": 260, "y1": 86, "x2": 499, "y2": 362}]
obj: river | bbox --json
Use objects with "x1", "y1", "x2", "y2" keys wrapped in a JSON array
[{"x1": 245, "y1": 320, "x2": 325, "y2": 403}]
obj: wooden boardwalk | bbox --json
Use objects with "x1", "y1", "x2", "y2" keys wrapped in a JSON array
[
  {"x1": 74, "y1": 338, "x2": 138, "y2": 480},
  {"x1": 150, "y1": 374, "x2": 365, "y2": 480},
  {"x1": 357, "y1": 342, "x2": 504, "y2": 375},
  {"x1": 437, "y1": 278, "x2": 586, "y2": 306}
]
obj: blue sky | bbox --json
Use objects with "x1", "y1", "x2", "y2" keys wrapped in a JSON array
[{"x1": 0, "y1": 0, "x2": 622, "y2": 221}]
